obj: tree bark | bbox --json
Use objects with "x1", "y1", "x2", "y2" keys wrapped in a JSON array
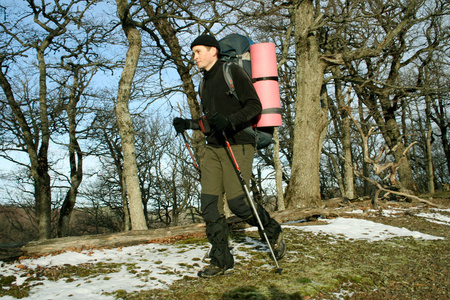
[
  {"x1": 339, "y1": 80, "x2": 355, "y2": 199},
  {"x1": 0, "y1": 60, "x2": 51, "y2": 240},
  {"x1": 35, "y1": 48, "x2": 53, "y2": 240},
  {"x1": 115, "y1": 0, "x2": 147, "y2": 230},
  {"x1": 285, "y1": 0, "x2": 328, "y2": 209},
  {"x1": 120, "y1": 170, "x2": 132, "y2": 231},
  {"x1": 273, "y1": 128, "x2": 285, "y2": 210},
  {"x1": 357, "y1": 97, "x2": 372, "y2": 195},
  {"x1": 425, "y1": 94, "x2": 435, "y2": 193},
  {"x1": 58, "y1": 67, "x2": 84, "y2": 237},
  {"x1": 380, "y1": 94, "x2": 418, "y2": 193}
]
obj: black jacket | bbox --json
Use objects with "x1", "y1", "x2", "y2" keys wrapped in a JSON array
[{"x1": 199, "y1": 60, "x2": 261, "y2": 147}]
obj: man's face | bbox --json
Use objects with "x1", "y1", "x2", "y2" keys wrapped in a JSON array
[{"x1": 192, "y1": 45, "x2": 218, "y2": 71}]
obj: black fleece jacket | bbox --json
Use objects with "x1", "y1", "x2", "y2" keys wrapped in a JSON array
[{"x1": 197, "y1": 60, "x2": 261, "y2": 147}]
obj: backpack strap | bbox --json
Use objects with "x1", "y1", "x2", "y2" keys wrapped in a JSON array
[
  {"x1": 201, "y1": 62, "x2": 250, "y2": 109},
  {"x1": 199, "y1": 78, "x2": 204, "y2": 100},
  {"x1": 223, "y1": 62, "x2": 239, "y2": 101}
]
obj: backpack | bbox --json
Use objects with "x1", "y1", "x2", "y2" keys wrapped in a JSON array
[
  {"x1": 219, "y1": 33, "x2": 253, "y2": 77},
  {"x1": 200, "y1": 33, "x2": 275, "y2": 149},
  {"x1": 220, "y1": 61, "x2": 274, "y2": 150}
]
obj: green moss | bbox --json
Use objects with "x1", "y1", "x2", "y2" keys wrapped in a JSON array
[
  {"x1": 297, "y1": 277, "x2": 312, "y2": 284},
  {"x1": 175, "y1": 237, "x2": 208, "y2": 245},
  {"x1": 0, "y1": 275, "x2": 33, "y2": 298},
  {"x1": 0, "y1": 275, "x2": 16, "y2": 285}
]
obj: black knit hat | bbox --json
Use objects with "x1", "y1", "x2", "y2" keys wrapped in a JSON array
[{"x1": 190, "y1": 35, "x2": 221, "y2": 52}]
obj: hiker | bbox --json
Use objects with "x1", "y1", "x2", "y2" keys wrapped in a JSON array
[{"x1": 172, "y1": 35, "x2": 285, "y2": 278}]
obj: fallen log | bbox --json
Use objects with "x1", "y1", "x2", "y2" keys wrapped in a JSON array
[
  {"x1": 16, "y1": 203, "x2": 359, "y2": 259},
  {"x1": 19, "y1": 223, "x2": 207, "y2": 258},
  {"x1": 6, "y1": 198, "x2": 437, "y2": 261}
]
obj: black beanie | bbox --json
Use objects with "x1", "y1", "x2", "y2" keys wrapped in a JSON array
[{"x1": 190, "y1": 35, "x2": 220, "y2": 52}]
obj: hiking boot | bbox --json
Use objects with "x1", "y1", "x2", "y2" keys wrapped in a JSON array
[
  {"x1": 197, "y1": 264, "x2": 234, "y2": 278},
  {"x1": 271, "y1": 233, "x2": 286, "y2": 260}
]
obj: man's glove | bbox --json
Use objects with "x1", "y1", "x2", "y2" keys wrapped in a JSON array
[
  {"x1": 209, "y1": 113, "x2": 231, "y2": 132},
  {"x1": 173, "y1": 117, "x2": 191, "y2": 133}
]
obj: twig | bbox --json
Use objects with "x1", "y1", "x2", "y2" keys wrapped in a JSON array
[{"x1": 354, "y1": 169, "x2": 443, "y2": 208}]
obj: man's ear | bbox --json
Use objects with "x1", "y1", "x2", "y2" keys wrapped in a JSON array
[{"x1": 213, "y1": 47, "x2": 219, "y2": 57}]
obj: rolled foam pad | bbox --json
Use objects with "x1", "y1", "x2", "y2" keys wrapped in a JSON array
[
  {"x1": 250, "y1": 43, "x2": 278, "y2": 78},
  {"x1": 250, "y1": 43, "x2": 282, "y2": 127},
  {"x1": 254, "y1": 81, "x2": 282, "y2": 127}
]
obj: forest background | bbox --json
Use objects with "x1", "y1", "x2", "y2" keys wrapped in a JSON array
[{"x1": 0, "y1": 0, "x2": 448, "y2": 244}]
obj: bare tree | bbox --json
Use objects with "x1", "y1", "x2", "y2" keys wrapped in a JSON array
[
  {"x1": 349, "y1": 109, "x2": 443, "y2": 208},
  {"x1": 89, "y1": 103, "x2": 131, "y2": 231},
  {"x1": 0, "y1": 0, "x2": 96, "y2": 239},
  {"x1": 137, "y1": 0, "x2": 227, "y2": 164},
  {"x1": 55, "y1": 64, "x2": 85, "y2": 237},
  {"x1": 421, "y1": 61, "x2": 450, "y2": 186},
  {"x1": 114, "y1": 0, "x2": 147, "y2": 230},
  {"x1": 240, "y1": 0, "x2": 449, "y2": 207},
  {"x1": 281, "y1": 1, "x2": 330, "y2": 208},
  {"x1": 50, "y1": 9, "x2": 116, "y2": 237},
  {"x1": 335, "y1": 0, "x2": 449, "y2": 193}
]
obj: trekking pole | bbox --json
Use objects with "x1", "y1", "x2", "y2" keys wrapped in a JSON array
[
  {"x1": 181, "y1": 132, "x2": 201, "y2": 175},
  {"x1": 222, "y1": 132, "x2": 283, "y2": 274}
]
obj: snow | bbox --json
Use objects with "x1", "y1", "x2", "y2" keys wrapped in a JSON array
[
  {"x1": 284, "y1": 218, "x2": 444, "y2": 241},
  {"x1": 415, "y1": 208, "x2": 450, "y2": 226},
  {"x1": 0, "y1": 208, "x2": 447, "y2": 300}
]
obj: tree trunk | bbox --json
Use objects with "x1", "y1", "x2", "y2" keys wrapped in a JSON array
[
  {"x1": 115, "y1": 0, "x2": 147, "y2": 231},
  {"x1": 0, "y1": 61, "x2": 50, "y2": 240},
  {"x1": 339, "y1": 87, "x2": 355, "y2": 200},
  {"x1": 120, "y1": 171, "x2": 132, "y2": 231},
  {"x1": 342, "y1": 124, "x2": 355, "y2": 199},
  {"x1": 58, "y1": 184, "x2": 80, "y2": 237},
  {"x1": 36, "y1": 48, "x2": 52, "y2": 240},
  {"x1": 58, "y1": 68, "x2": 84, "y2": 237},
  {"x1": 431, "y1": 92, "x2": 450, "y2": 181},
  {"x1": 381, "y1": 104, "x2": 418, "y2": 192},
  {"x1": 285, "y1": 0, "x2": 328, "y2": 209},
  {"x1": 17, "y1": 203, "x2": 362, "y2": 258},
  {"x1": 357, "y1": 97, "x2": 371, "y2": 195},
  {"x1": 273, "y1": 128, "x2": 285, "y2": 210},
  {"x1": 425, "y1": 95, "x2": 434, "y2": 193},
  {"x1": 354, "y1": 86, "x2": 417, "y2": 194},
  {"x1": 329, "y1": 66, "x2": 355, "y2": 200}
]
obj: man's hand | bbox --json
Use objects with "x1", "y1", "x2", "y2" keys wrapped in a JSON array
[
  {"x1": 173, "y1": 118, "x2": 191, "y2": 133},
  {"x1": 209, "y1": 113, "x2": 231, "y2": 132}
]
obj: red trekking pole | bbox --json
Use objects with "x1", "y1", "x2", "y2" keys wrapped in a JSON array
[
  {"x1": 181, "y1": 132, "x2": 201, "y2": 175},
  {"x1": 222, "y1": 132, "x2": 282, "y2": 274}
]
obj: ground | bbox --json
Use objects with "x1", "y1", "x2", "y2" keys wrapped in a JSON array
[
  {"x1": 125, "y1": 201, "x2": 449, "y2": 300},
  {"x1": 0, "y1": 195, "x2": 449, "y2": 300}
]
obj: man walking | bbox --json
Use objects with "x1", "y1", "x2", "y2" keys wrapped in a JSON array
[{"x1": 173, "y1": 35, "x2": 285, "y2": 278}]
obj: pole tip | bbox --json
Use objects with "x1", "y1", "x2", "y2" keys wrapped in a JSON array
[{"x1": 275, "y1": 268, "x2": 283, "y2": 275}]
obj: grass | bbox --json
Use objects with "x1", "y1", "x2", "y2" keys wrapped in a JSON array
[
  {"x1": 1, "y1": 203, "x2": 449, "y2": 299},
  {"x1": 107, "y1": 222, "x2": 449, "y2": 299}
]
